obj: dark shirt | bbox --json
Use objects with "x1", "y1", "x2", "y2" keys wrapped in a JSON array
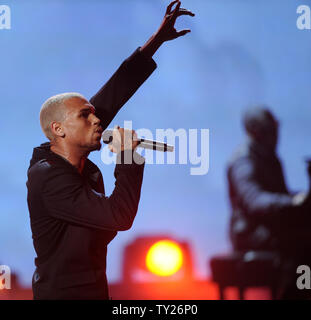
[
  {"x1": 26, "y1": 48, "x2": 157, "y2": 299},
  {"x1": 227, "y1": 140, "x2": 294, "y2": 252}
]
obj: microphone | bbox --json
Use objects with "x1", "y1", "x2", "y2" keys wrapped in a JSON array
[{"x1": 102, "y1": 130, "x2": 174, "y2": 152}]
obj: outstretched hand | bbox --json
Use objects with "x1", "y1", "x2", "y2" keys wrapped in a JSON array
[
  {"x1": 156, "y1": 0, "x2": 195, "y2": 42},
  {"x1": 140, "y1": 1, "x2": 195, "y2": 58}
]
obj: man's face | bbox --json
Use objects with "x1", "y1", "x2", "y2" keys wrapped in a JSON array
[{"x1": 61, "y1": 97, "x2": 103, "y2": 151}]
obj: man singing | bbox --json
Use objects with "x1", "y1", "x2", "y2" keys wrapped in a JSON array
[{"x1": 26, "y1": 1, "x2": 194, "y2": 300}]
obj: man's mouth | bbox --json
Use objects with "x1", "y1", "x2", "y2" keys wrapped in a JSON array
[
  {"x1": 94, "y1": 128, "x2": 103, "y2": 142},
  {"x1": 95, "y1": 127, "x2": 103, "y2": 134}
]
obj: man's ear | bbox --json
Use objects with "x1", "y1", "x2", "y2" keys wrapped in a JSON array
[{"x1": 51, "y1": 121, "x2": 65, "y2": 138}]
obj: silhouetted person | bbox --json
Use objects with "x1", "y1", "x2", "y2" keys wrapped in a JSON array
[
  {"x1": 227, "y1": 106, "x2": 311, "y2": 299},
  {"x1": 26, "y1": 1, "x2": 195, "y2": 300}
]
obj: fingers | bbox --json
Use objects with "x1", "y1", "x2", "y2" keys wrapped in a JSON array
[
  {"x1": 133, "y1": 131, "x2": 138, "y2": 141},
  {"x1": 166, "y1": 0, "x2": 179, "y2": 14},
  {"x1": 176, "y1": 29, "x2": 191, "y2": 37},
  {"x1": 172, "y1": 1, "x2": 181, "y2": 19},
  {"x1": 170, "y1": 5, "x2": 195, "y2": 27},
  {"x1": 110, "y1": 128, "x2": 139, "y2": 153},
  {"x1": 177, "y1": 8, "x2": 195, "y2": 17}
]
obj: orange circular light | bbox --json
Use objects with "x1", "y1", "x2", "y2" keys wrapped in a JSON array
[{"x1": 146, "y1": 240, "x2": 183, "y2": 277}]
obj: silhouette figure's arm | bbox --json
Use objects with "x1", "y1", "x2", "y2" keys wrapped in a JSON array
[{"x1": 229, "y1": 157, "x2": 294, "y2": 221}]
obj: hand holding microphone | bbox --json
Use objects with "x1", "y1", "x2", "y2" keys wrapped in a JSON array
[
  {"x1": 105, "y1": 127, "x2": 138, "y2": 153},
  {"x1": 102, "y1": 127, "x2": 174, "y2": 153}
]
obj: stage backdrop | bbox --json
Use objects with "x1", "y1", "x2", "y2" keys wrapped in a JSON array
[{"x1": 0, "y1": 0, "x2": 310, "y2": 286}]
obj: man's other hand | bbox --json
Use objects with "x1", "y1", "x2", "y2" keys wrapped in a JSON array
[{"x1": 292, "y1": 191, "x2": 311, "y2": 212}]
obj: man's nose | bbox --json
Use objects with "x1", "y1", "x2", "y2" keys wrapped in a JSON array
[{"x1": 91, "y1": 113, "x2": 101, "y2": 125}]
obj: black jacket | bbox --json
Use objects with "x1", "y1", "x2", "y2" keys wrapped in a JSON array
[
  {"x1": 26, "y1": 48, "x2": 156, "y2": 299},
  {"x1": 227, "y1": 141, "x2": 294, "y2": 252}
]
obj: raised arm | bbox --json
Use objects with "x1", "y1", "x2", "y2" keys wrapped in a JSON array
[
  {"x1": 90, "y1": 0, "x2": 194, "y2": 130},
  {"x1": 90, "y1": 49, "x2": 157, "y2": 130}
]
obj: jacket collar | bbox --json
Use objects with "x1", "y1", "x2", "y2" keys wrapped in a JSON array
[{"x1": 29, "y1": 142, "x2": 101, "y2": 181}]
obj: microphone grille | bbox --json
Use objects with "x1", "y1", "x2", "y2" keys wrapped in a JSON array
[{"x1": 102, "y1": 130, "x2": 113, "y2": 144}]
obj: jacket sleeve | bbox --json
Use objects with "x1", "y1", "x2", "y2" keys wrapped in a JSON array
[
  {"x1": 90, "y1": 48, "x2": 157, "y2": 129},
  {"x1": 41, "y1": 152, "x2": 145, "y2": 231},
  {"x1": 229, "y1": 157, "x2": 294, "y2": 221}
]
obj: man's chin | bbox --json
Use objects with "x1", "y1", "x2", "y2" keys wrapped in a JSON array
[{"x1": 88, "y1": 142, "x2": 102, "y2": 152}]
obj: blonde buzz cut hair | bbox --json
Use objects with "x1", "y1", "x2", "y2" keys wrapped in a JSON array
[{"x1": 40, "y1": 92, "x2": 85, "y2": 141}]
